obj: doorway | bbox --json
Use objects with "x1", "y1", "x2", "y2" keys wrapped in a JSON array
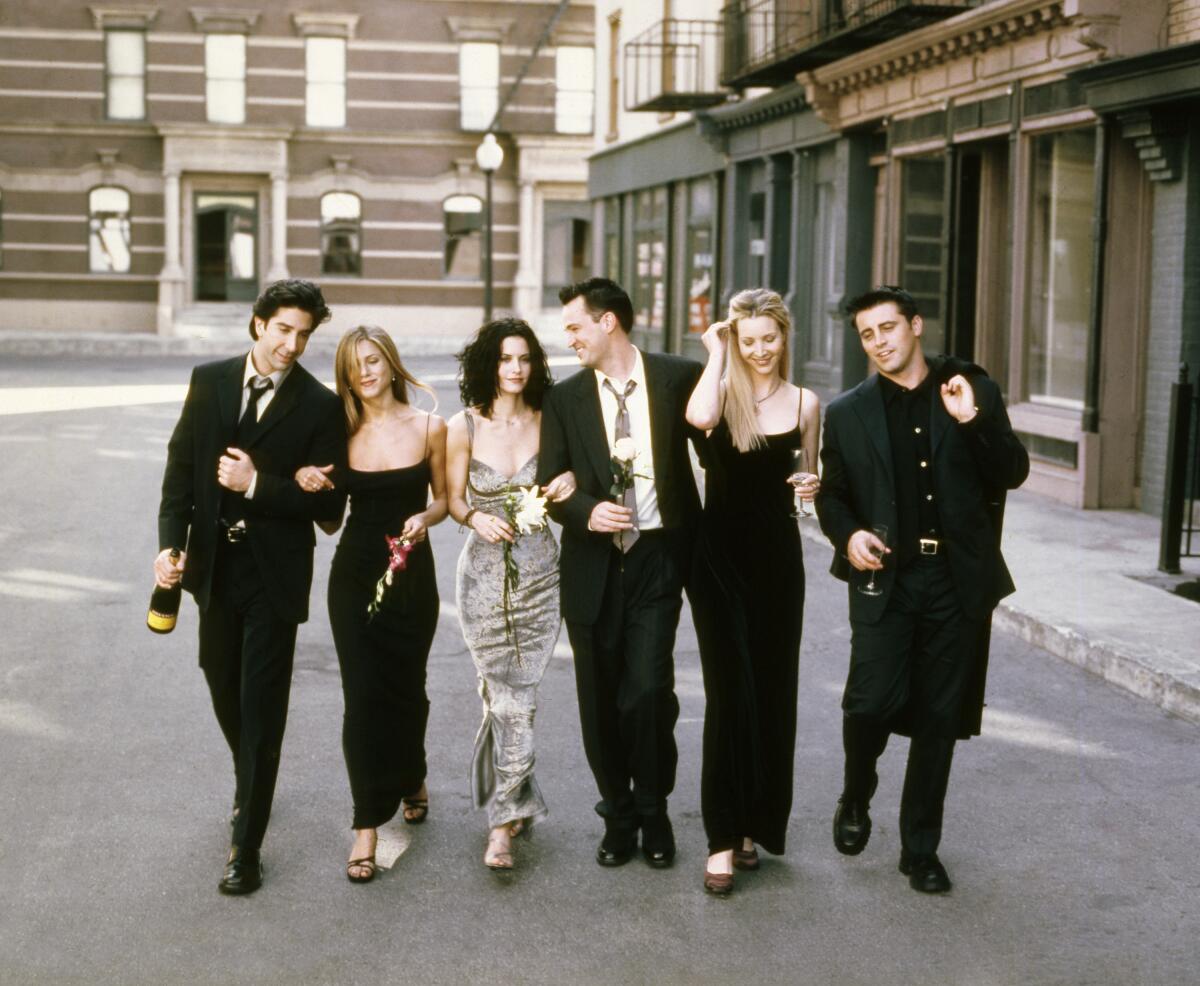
[{"x1": 195, "y1": 193, "x2": 258, "y2": 302}]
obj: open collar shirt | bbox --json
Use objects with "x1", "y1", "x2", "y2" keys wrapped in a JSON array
[{"x1": 594, "y1": 346, "x2": 661, "y2": 531}]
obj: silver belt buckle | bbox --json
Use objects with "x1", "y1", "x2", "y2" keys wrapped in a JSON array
[
  {"x1": 224, "y1": 525, "x2": 247, "y2": 544},
  {"x1": 919, "y1": 538, "x2": 940, "y2": 556}
]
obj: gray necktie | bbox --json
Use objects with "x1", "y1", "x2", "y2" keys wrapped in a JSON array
[{"x1": 603, "y1": 378, "x2": 639, "y2": 553}]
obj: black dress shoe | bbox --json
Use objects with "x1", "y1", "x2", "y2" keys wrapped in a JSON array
[
  {"x1": 218, "y1": 846, "x2": 263, "y2": 896},
  {"x1": 596, "y1": 827, "x2": 637, "y2": 867},
  {"x1": 898, "y1": 851, "x2": 951, "y2": 894},
  {"x1": 640, "y1": 815, "x2": 676, "y2": 869},
  {"x1": 833, "y1": 797, "x2": 871, "y2": 856}
]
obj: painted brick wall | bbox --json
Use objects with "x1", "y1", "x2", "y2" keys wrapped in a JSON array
[{"x1": 1168, "y1": 0, "x2": 1200, "y2": 45}]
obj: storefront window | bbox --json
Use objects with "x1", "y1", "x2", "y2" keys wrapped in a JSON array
[
  {"x1": 746, "y1": 161, "x2": 766, "y2": 288},
  {"x1": 633, "y1": 187, "x2": 668, "y2": 340},
  {"x1": 898, "y1": 155, "x2": 947, "y2": 354},
  {"x1": 685, "y1": 178, "x2": 716, "y2": 335},
  {"x1": 604, "y1": 197, "x2": 622, "y2": 282},
  {"x1": 1026, "y1": 128, "x2": 1095, "y2": 408}
]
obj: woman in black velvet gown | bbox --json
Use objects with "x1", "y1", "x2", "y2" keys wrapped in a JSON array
[
  {"x1": 685, "y1": 288, "x2": 820, "y2": 896},
  {"x1": 296, "y1": 325, "x2": 447, "y2": 883}
]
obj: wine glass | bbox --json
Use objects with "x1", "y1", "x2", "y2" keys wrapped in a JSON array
[
  {"x1": 789, "y1": 448, "x2": 814, "y2": 518},
  {"x1": 857, "y1": 524, "x2": 889, "y2": 597}
]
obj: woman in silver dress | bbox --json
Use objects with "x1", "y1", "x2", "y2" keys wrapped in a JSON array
[{"x1": 446, "y1": 318, "x2": 575, "y2": 871}]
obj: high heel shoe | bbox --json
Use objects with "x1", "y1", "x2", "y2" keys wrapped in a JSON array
[
  {"x1": 401, "y1": 784, "x2": 429, "y2": 825},
  {"x1": 484, "y1": 827, "x2": 514, "y2": 871}
]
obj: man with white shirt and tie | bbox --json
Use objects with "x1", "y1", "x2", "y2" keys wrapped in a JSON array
[
  {"x1": 152, "y1": 280, "x2": 346, "y2": 895},
  {"x1": 538, "y1": 278, "x2": 704, "y2": 869}
]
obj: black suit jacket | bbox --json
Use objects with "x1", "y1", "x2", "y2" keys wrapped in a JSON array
[
  {"x1": 158, "y1": 354, "x2": 347, "y2": 624},
  {"x1": 816, "y1": 356, "x2": 1029, "y2": 736},
  {"x1": 536, "y1": 351, "x2": 704, "y2": 625}
]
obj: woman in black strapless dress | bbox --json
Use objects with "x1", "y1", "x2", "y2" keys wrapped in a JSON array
[
  {"x1": 685, "y1": 288, "x2": 821, "y2": 896},
  {"x1": 296, "y1": 325, "x2": 447, "y2": 883}
]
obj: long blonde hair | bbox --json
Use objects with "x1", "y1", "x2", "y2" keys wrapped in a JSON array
[
  {"x1": 334, "y1": 325, "x2": 437, "y2": 435},
  {"x1": 724, "y1": 288, "x2": 792, "y2": 453}
]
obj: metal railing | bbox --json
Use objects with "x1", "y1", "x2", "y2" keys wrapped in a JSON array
[
  {"x1": 1159, "y1": 363, "x2": 1200, "y2": 573},
  {"x1": 721, "y1": 0, "x2": 985, "y2": 88},
  {"x1": 624, "y1": 19, "x2": 728, "y2": 113}
]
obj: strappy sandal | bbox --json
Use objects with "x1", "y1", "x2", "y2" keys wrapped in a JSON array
[
  {"x1": 508, "y1": 818, "x2": 531, "y2": 839},
  {"x1": 401, "y1": 786, "x2": 429, "y2": 825},
  {"x1": 346, "y1": 856, "x2": 376, "y2": 883},
  {"x1": 484, "y1": 829, "x2": 514, "y2": 871},
  {"x1": 733, "y1": 845, "x2": 760, "y2": 871}
]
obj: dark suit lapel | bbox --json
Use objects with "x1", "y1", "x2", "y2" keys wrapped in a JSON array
[
  {"x1": 245, "y1": 363, "x2": 308, "y2": 447},
  {"x1": 850, "y1": 374, "x2": 895, "y2": 488},
  {"x1": 642, "y1": 352, "x2": 669, "y2": 486},
  {"x1": 572, "y1": 371, "x2": 614, "y2": 492},
  {"x1": 219, "y1": 355, "x2": 245, "y2": 436}
]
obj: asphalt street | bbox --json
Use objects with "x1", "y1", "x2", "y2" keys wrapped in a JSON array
[{"x1": 0, "y1": 353, "x2": 1196, "y2": 986}]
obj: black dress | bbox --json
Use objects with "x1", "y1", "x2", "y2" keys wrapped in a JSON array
[
  {"x1": 691, "y1": 417, "x2": 805, "y2": 855},
  {"x1": 328, "y1": 462, "x2": 440, "y2": 830}
]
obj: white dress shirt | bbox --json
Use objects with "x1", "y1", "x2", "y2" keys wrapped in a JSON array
[
  {"x1": 594, "y1": 347, "x2": 661, "y2": 531},
  {"x1": 239, "y1": 353, "x2": 293, "y2": 500}
]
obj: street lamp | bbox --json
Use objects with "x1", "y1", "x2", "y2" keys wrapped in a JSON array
[{"x1": 475, "y1": 132, "x2": 505, "y2": 323}]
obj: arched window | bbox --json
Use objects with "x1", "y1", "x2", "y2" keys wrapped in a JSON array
[
  {"x1": 443, "y1": 194, "x2": 483, "y2": 279},
  {"x1": 320, "y1": 192, "x2": 361, "y2": 275},
  {"x1": 89, "y1": 186, "x2": 131, "y2": 273}
]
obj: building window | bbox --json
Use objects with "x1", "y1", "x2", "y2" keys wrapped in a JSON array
[
  {"x1": 444, "y1": 194, "x2": 483, "y2": 279},
  {"x1": 306, "y1": 37, "x2": 346, "y2": 128},
  {"x1": 320, "y1": 192, "x2": 361, "y2": 274},
  {"x1": 685, "y1": 178, "x2": 716, "y2": 335},
  {"x1": 1027, "y1": 128, "x2": 1096, "y2": 408},
  {"x1": 555, "y1": 46, "x2": 594, "y2": 135},
  {"x1": 89, "y1": 186, "x2": 131, "y2": 273},
  {"x1": 604, "y1": 196, "x2": 622, "y2": 282},
  {"x1": 542, "y1": 201, "x2": 591, "y2": 307},
  {"x1": 607, "y1": 13, "x2": 620, "y2": 141},
  {"x1": 744, "y1": 161, "x2": 767, "y2": 288},
  {"x1": 105, "y1": 30, "x2": 145, "y2": 120},
  {"x1": 205, "y1": 33, "x2": 246, "y2": 124},
  {"x1": 459, "y1": 42, "x2": 499, "y2": 131},
  {"x1": 632, "y1": 186, "x2": 668, "y2": 342},
  {"x1": 899, "y1": 156, "x2": 948, "y2": 354}
]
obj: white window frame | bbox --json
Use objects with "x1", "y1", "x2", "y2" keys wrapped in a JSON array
[
  {"x1": 306, "y1": 36, "x2": 346, "y2": 128},
  {"x1": 205, "y1": 33, "x2": 246, "y2": 124},
  {"x1": 459, "y1": 42, "x2": 499, "y2": 132},
  {"x1": 89, "y1": 186, "x2": 132, "y2": 273},
  {"x1": 555, "y1": 45, "x2": 595, "y2": 135},
  {"x1": 105, "y1": 29, "x2": 146, "y2": 121}
]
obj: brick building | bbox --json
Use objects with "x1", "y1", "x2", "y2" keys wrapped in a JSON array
[
  {"x1": 592, "y1": 0, "x2": 1196, "y2": 516},
  {"x1": 0, "y1": 0, "x2": 595, "y2": 341}
]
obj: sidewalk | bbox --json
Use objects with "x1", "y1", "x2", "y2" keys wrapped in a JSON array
[
  {"x1": 803, "y1": 489, "x2": 1200, "y2": 726},
  {"x1": 4, "y1": 329, "x2": 1196, "y2": 726}
]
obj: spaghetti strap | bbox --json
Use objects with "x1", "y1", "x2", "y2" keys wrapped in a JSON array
[
  {"x1": 423, "y1": 409, "x2": 432, "y2": 457},
  {"x1": 795, "y1": 386, "x2": 804, "y2": 433},
  {"x1": 464, "y1": 409, "x2": 475, "y2": 456}
]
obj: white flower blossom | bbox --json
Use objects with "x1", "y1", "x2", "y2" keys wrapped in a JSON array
[
  {"x1": 512, "y1": 485, "x2": 548, "y2": 535},
  {"x1": 612, "y1": 437, "x2": 638, "y2": 463}
]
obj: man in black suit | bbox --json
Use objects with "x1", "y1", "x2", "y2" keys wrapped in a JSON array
[
  {"x1": 816, "y1": 286, "x2": 1028, "y2": 893},
  {"x1": 152, "y1": 279, "x2": 346, "y2": 895},
  {"x1": 537, "y1": 277, "x2": 703, "y2": 869}
]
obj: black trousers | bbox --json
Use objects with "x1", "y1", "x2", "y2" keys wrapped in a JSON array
[
  {"x1": 198, "y1": 540, "x2": 298, "y2": 851},
  {"x1": 841, "y1": 554, "x2": 980, "y2": 857},
  {"x1": 565, "y1": 531, "x2": 685, "y2": 828}
]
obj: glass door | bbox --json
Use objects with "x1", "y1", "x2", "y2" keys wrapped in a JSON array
[{"x1": 195, "y1": 193, "x2": 258, "y2": 302}]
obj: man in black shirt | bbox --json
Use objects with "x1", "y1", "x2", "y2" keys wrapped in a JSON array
[{"x1": 816, "y1": 286, "x2": 1028, "y2": 893}]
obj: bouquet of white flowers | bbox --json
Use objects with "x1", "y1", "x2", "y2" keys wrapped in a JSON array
[{"x1": 499, "y1": 485, "x2": 549, "y2": 663}]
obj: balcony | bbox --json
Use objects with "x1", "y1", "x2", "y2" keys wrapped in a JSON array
[
  {"x1": 624, "y1": 19, "x2": 728, "y2": 113},
  {"x1": 721, "y1": 0, "x2": 986, "y2": 89}
]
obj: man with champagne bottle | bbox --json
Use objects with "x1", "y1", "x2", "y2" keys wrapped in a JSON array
[
  {"x1": 152, "y1": 279, "x2": 346, "y2": 895},
  {"x1": 815, "y1": 286, "x2": 1028, "y2": 894}
]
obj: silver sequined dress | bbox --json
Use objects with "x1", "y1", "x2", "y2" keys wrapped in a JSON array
[{"x1": 456, "y1": 421, "x2": 561, "y2": 829}]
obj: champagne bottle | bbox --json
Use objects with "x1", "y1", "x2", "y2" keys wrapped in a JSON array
[{"x1": 147, "y1": 548, "x2": 182, "y2": 634}]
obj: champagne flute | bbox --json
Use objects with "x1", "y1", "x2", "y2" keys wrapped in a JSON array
[
  {"x1": 857, "y1": 524, "x2": 889, "y2": 597},
  {"x1": 789, "y1": 448, "x2": 814, "y2": 518}
]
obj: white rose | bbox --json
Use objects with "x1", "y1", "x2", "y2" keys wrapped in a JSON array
[
  {"x1": 612, "y1": 437, "x2": 638, "y2": 462},
  {"x1": 512, "y1": 485, "x2": 548, "y2": 534}
]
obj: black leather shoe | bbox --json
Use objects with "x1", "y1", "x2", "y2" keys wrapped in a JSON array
[
  {"x1": 898, "y1": 851, "x2": 951, "y2": 894},
  {"x1": 218, "y1": 846, "x2": 263, "y2": 895},
  {"x1": 833, "y1": 797, "x2": 871, "y2": 856},
  {"x1": 595, "y1": 827, "x2": 637, "y2": 867},
  {"x1": 640, "y1": 815, "x2": 675, "y2": 869}
]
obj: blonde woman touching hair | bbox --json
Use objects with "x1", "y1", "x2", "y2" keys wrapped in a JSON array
[
  {"x1": 684, "y1": 288, "x2": 820, "y2": 896},
  {"x1": 296, "y1": 325, "x2": 447, "y2": 884}
]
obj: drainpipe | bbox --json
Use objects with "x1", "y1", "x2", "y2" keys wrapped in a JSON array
[{"x1": 1083, "y1": 117, "x2": 1109, "y2": 434}]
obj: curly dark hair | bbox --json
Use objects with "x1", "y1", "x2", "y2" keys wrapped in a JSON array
[
  {"x1": 246, "y1": 279, "x2": 332, "y2": 340},
  {"x1": 457, "y1": 317, "x2": 554, "y2": 415}
]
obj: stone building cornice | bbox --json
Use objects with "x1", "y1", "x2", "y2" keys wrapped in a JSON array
[{"x1": 800, "y1": 0, "x2": 1142, "y2": 128}]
